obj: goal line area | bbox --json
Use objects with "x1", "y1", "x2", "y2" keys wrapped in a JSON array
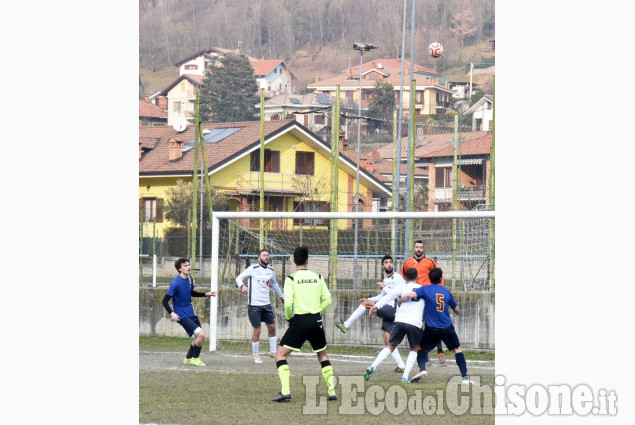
[{"x1": 208, "y1": 211, "x2": 495, "y2": 358}]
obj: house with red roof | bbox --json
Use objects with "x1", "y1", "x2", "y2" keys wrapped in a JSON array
[
  {"x1": 419, "y1": 133, "x2": 493, "y2": 211},
  {"x1": 157, "y1": 74, "x2": 204, "y2": 126},
  {"x1": 307, "y1": 59, "x2": 452, "y2": 116},
  {"x1": 139, "y1": 119, "x2": 391, "y2": 236},
  {"x1": 139, "y1": 98, "x2": 167, "y2": 126}
]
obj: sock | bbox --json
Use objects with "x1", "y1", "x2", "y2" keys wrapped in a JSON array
[
  {"x1": 186, "y1": 344, "x2": 195, "y2": 359},
  {"x1": 344, "y1": 304, "x2": 367, "y2": 329},
  {"x1": 455, "y1": 352, "x2": 468, "y2": 377},
  {"x1": 416, "y1": 349, "x2": 428, "y2": 371},
  {"x1": 403, "y1": 350, "x2": 418, "y2": 379},
  {"x1": 252, "y1": 341, "x2": 259, "y2": 356},
  {"x1": 391, "y1": 347, "x2": 406, "y2": 369},
  {"x1": 192, "y1": 344, "x2": 202, "y2": 358},
  {"x1": 269, "y1": 337, "x2": 277, "y2": 353},
  {"x1": 320, "y1": 360, "x2": 335, "y2": 395},
  {"x1": 371, "y1": 347, "x2": 392, "y2": 369},
  {"x1": 276, "y1": 360, "x2": 290, "y2": 395}
]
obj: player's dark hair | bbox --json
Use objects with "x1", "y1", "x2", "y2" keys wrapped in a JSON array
[
  {"x1": 293, "y1": 246, "x2": 309, "y2": 266},
  {"x1": 381, "y1": 254, "x2": 392, "y2": 264},
  {"x1": 174, "y1": 257, "x2": 189, "y2": 272},
  {"x1": 259, "y1": 249, "x2": 269, "y2": 255},
  {"x1": 404, "y1": 267, "x2": 418, "y2": 281},
  {"x1": 429, "y1": 268, "x2": 443, "y2": 284},
  {"x1": 413, "y1": 239, "x2": 424, "y2": 246}
]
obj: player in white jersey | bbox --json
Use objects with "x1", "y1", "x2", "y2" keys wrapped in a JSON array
[
  {"x1": 364, "y1": 267, "x2": 423, "y2": 383},
  {"x1": 235, "y1": 249, "x2": 284, "y2": 363},
  {"x1": 335, "y1": 255, "x2": 407, "y2": 372}
]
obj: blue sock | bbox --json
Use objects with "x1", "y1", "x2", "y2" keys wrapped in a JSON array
[
  {"x1": 455, "y1": 352, "x2": 467, "y2": 377},
  {"x1": 416, "y1": 349, "x2": 427, "y2": 371}
]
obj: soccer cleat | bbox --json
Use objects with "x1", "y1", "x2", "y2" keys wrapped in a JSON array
[
  {"x1": 267, "y1": 352, "x2": 276, "y2": 358},
  {"x1": 335, "y1": 321, "x2": 348, "y2": 333},
  {"x1": 254, "y1": 355, "x2": 263, "y2": 364},
  {"x1": 364, "y1": 366, "x2": 375, "y2": 381},
  {"x1": 462, "y1": 377, "x2": 475, "y2": 386},
  {"x1": 327, "y1": 393, "x2": 338, "y2": 401},
  {"x1": 190, "y1": 357, "x2": 206, "y2": 367},
  {"x1": 401, "y1": 377, "x2": 411, "y2": 383},
  {"x1": 271, "y1": 392, "x2": 291, "y2": 402},
  {"x1": 438, "y1": 352, "x2": 446, "y2": 364},
  {"x1": 394, "y1": 366, "x2": 405, "y2": 373},
  {"x1": 183, "y1": 358, "x2": 192, "y2": 365},
  {"x1": 411, "y1": 370, "x2": 428, "y2": 383}
]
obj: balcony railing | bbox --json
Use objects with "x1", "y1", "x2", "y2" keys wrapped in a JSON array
[
  {"x1": 236, "y1": 171, "x2": 312, "y2": 195},
  {"x1": 433, "y1": 186, "x2": 486, "y2": 201}
]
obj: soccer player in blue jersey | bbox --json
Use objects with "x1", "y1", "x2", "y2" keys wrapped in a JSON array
[
  {"x1": 400, "y1": 267, "x2": 473, "y2": 385},
  {"x1": 162, "y1": 258, "x2": 216, "y2": 366},
  {"x1": 236, "y1": 249, "x2": 285, "y2": 363}
]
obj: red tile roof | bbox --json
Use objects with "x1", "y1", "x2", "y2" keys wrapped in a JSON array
[
  {"x1": 369, "y1": 131, "x2": 489, "y2": 161},
  {"x1": 139, "y1": 99, "x2": 166, "y2": 119},
  {"x1": 139, "y1": 120, "x2": 293, "y2": 175},
  {"x1": 250, "y1": 59, "x2": 283, "y2": 76},
  {"x1": 344, "y1": 59, "x2": 438, "y2": 76},
  {"x1": 420, "y1": 133, "x2": 492, "y2": 158},
  {"x1": 308, "y1": 73, "x2": 451, "y2": 93}
]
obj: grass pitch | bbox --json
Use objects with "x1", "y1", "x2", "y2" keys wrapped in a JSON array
[{"x1": 140, "y1": 336, "x2": 494, "y2": 425}]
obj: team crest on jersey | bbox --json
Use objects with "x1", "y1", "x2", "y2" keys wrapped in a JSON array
[{"x1": 266, "y1": 280, "x2": 270, "y2": 287}]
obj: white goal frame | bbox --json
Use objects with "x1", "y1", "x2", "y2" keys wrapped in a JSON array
[{"x1": 209, "y1": 210, "x2": 495, "y2": 351}]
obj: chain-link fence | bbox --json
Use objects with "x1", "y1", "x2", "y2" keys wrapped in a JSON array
[{"x1": 139, "y1": 85, "x2": 494, "y2": 289}]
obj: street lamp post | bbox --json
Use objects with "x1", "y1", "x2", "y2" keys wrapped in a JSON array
[{"x1": 352, "y1": 42, "x2": 376, "y2": 287}]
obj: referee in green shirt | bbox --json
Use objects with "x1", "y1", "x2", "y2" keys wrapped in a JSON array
[{"x1": 271, "y1": 246, "x2": 337, "y2": 402}]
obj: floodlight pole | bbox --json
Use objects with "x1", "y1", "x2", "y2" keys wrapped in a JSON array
[{"x1": 352, "y1": 42, "x2": 376, "y2": 287}]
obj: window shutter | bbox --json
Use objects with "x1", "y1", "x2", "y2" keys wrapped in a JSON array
[
  {"x1": 307, "y1": 152, "x2": 314, "y2": 175},
  {"x1": 271, "y1": 151, "x2": 280, "y2": 173},
  {"x1": 156, "y1": 198, "x2": 164, "y2": 222}
]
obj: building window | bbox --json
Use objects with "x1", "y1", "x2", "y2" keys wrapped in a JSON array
[
  {"x1": 314, "y1": 114, "x2": 325, "y2": 125},
  {"x1": 173, "y1": 101, "x2": 181, "y2": 112},
  {"x1": 435, "y1": 167, "x2": 452, "y2": 188},
  {"x1": 295, "y1": 151, "x2": 315, "y2": 175},
  {"x1": 140, "y1": 198, "x2": 163, "y2": 222},
  {"x1": 184, "y1": 64, "x2": 198, "y2": 70},
  {"x1": 292, "y1": 201, "x2": 329, "y2": 226},
  {"x1": 250, "y1": 149, "x2": 280, "y2": 173},
  {"x1": 369, "y1": 74, "x2": 379, "y2": 80},
  {"x1": 274, "y1": 68, "x2": 277, "y2": 73}
]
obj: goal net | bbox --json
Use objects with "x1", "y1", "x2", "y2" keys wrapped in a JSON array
[{"x1": 209, "y1": 211, "x2": 495, "y2": 359}]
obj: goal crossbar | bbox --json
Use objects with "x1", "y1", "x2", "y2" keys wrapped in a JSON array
[{"x1": 208, "y1": 210, "x2": 495, "y2": 351}]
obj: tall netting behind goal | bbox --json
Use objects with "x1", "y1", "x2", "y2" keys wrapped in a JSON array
[{"x1": 209, "y1": 211, "x2": 495, "y2": 359}]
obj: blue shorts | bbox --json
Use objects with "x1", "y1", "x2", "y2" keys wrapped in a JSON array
[
  {"x1": 389, "y1": 322, "x2": 423, "y2": 349},
  {"x1": 420, "y1": 325, "x2": 460, "y2": 351},
  {"x1": 248, "y1": 304, "x2": 275, "y2": 327},
  {"x1": 179, "y1": 316, "x2": 202, "y2": 337}
]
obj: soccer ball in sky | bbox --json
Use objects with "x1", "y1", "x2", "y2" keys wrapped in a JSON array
[{"x1": 428, "y1": 42, "x2": 443, "y2": 58}]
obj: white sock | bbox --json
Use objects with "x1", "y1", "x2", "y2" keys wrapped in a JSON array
[
  {"x1": 344, "y1": 304, "x2": 367, "y2": 329},
  {"x1": 269, "y1": 336, "x2": 277, "y2": 353},
  {"x1": 371, "y1": 347, "x2": 393, "y2": 369},
  {"x1": 391, "y1": 347, "x2": 406, "y2": 369},
  {"x1": 252, "y1": 341, "x2": 259, "y2": 356},
  {"x1": 404, "y1": 351, "x2": 418, "y2": 379}
]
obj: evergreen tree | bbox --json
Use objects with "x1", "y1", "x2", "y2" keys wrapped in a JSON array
[
  {"x1": 367, "y1": 80, "x2": 395, "y2": 132},
  {"x1": 199, "y1": 53, "x2": 259, "y2": 122}
]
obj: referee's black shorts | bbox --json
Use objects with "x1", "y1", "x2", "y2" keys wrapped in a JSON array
[{"x1": 280, "y1": 313, "x2": 327, "y2": 352}]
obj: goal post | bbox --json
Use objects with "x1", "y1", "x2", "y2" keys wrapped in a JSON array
[{"x1": 209, "y1": 210, "x2": 495, "y2": 353}]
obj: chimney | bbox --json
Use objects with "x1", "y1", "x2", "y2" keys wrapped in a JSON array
[
  {"x1": 144, "y1": 96, "x2": 150, "y2": 103},
  {"x1": 168, "y1": 137, "x2": 183, "y2": 161},
  {"x1": 157, "y1": 96, "x2": 167, "y2": 110}
]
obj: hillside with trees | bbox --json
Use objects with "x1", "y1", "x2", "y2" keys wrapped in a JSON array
[{"x1": 139, "y1": 0, "x2": 494, "y2": 96}]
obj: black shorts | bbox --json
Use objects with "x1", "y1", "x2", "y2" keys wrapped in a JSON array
[
  {"x1": 248, "y1": 304, "x2": 275, "y2": 327},
  {"x1": 388, "y1": 322, "x2": 423, "y2": 349},
  {"x1": 420, "y1": 325, "x2": 461, "y2": 351},
  {"x1": 279, "y1": 313, "x2": 327, "y2": 352},
  {"x1": 376, "y1": 304, "x2": 396, "y2": 333},
  {"x1": 179, "y1": 316, "x2": 202, "y2": 337}
]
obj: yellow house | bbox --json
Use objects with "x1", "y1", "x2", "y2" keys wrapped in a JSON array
[{"x1": 139, "y1": 119, "x2": 391, "y2": 236}]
